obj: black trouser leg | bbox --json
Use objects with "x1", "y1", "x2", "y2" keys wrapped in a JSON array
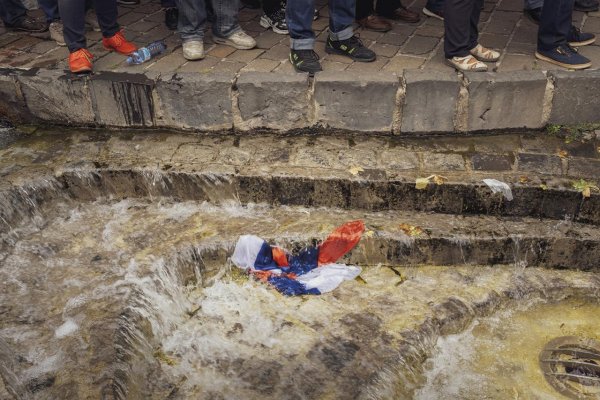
[
  {"x1": 59, "y1": 0, "x2": 120, "y2": 52},
  {"x1": 356, "y1": 0, "x2": 374, "y2": 20},
  {"x1": 444, "y1": 0, "x2": 481, "y2": 58},
  {"x1": 375, "y1": 0, "x2": 401, "y2": 16},
  {"x1": 537, "y1": 0, "x2": 573, "y2": 51},
  {"x1": 263, "y1": 0, "x2": 281, "y2": 15}
]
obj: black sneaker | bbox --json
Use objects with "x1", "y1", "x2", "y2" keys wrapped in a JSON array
[
  {"x1": 165, "y1": 7, "x2": 178, "y2": 30},
  {"x1": 535, "y1": 44, "x2": 591, "y2": 70},
  {"x1": 568, "y1": 25, "x2": 596, "y2": 47},
  {"x1": 5, "y1": 15, "x2": 47, "y2": 32},
  {"x1": 325, "y1": 35, "x2": 376, "y2": 62},
  {"x1": 524, "y1": 7, "x2": 541, "y2": 24},
  {"x1": 289, "y1": 49, "x2": 322, "y2": 74},
  {"x1": 574, "y1": 0, "x2": 599, "y2": 11},
  {"x1": 260, "y1": 8, "x2": 288, "y2": 35}
]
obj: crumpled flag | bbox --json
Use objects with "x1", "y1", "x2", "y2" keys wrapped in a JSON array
[{"x1": 231, "y1": 221, "x2": 364, "y2": 295}]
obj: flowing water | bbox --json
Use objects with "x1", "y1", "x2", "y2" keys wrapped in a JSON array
[{"x1": 1, "y1": 128, "x2": 600, "y2": 399}]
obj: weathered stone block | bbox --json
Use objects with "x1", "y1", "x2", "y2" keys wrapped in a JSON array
[
  {"x1": 517, "y1": 153, "x2": 562, "y2": 175},
  {"x1": 89, "y1": 71, "x2": 155, "y2": 127},
  {"x1": 471, "y1": 154, "x2": 513, "y2": 171},
  {"x1": 465, "y1": 71, "x2": 547, "y2": 131},
  {"x1": 0, "y1": 68, "x2": 30, "y2": 122},
  {"x1": 401, "y1": 70, "x2": 460, "y2": 133},
  {"x1": 18, "y1": 69, "x2": 94, "y2": 124},
  {"x1": 568, "y1": 157, "x2": 600, "y2": 178},
  {"x1": 236, "y1": 72, "x2": 309, "y2": 131},
  {"x1": 155, "y1": 72, "x2": 234, "y2": 131},
  {"x1": 549, "y1": 70, "x2": 600, "y2": 124},
  {"x1": 314, "y1": 71, "x2": 398, "y2": 132}
]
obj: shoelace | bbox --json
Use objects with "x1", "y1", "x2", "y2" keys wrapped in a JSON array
[
  {"x1": 341, "y1": 35, "x2": 364, "y2": 48},
  {"x1": 557, "y1": 44, "x2": 579, "y2": 55}
]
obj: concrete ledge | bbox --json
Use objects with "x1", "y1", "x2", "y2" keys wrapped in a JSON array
[
  {"x1": 155, "y1": 72, "x2": 234, "y2": 131},
  {"x1": 1, "y1": 67, "x2": 599, "y2": 133},
  {"x1": 401, "y1": 70, "x2": 460, "y2": 133},
  {"x1": 548, "y1": 70, "x2": 600, "y2": 125},
  {"x1": 17, "y1": 69, "x2": 95, "y2": 124},
  {"x1": 313, "y1": 71, "x2": 399, "y2": 132},
  {"x1": 236, "y1": 72, "x2": 309, "y2": 131},
  {"x1": 90, "y1": 71, "x2": 155, "y2": 127},
  {"x1": 465, "y1": 71, "x2": 547, "y2": 131}
]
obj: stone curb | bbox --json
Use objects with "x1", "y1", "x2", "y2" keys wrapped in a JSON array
[{"x1": 0, "y1": 67, "x2": 598, "y2": 133}]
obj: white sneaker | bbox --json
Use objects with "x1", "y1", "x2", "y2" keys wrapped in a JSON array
[
  {"x1": 183, "y1": 40, "x2": 205, "y2": 60},
  {"x1": 213, "y1": 30, "x2": 256, "y2": 50},
  {"x1": 85, "y1": 9, "x2": 101, "y2": 32},
  {"x1": 49, "y1": 21, "x2": 66, "y2": 46}
]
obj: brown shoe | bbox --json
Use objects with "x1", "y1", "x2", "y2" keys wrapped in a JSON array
[
  {"x1": 384, "y1": 6, "x2": 421, "y2": 23},
  {"x1": 357, "y1": 15, "x2": 392, "y2": 32}
]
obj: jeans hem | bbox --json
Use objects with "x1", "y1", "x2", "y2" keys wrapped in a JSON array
[
  {"x1": 290, "y1": 37, "x2": 315, "y2": 50},
  {"x1": 329, "y1": 26, "x2": 353, "y2": 41}
]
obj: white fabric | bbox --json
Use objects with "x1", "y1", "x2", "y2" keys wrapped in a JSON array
[
  {"x1": 482, "y1": 179, "x2": 513, "y2": 201},
  {"x1": 231, "y1": 235, "x2": 265, "y2": 270},
  {"x1": 296, "y1": 264, "x2": 362, "y2": 293}
]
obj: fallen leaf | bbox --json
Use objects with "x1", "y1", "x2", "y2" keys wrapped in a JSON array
[
  {"x1": 557, "y1": 150, "x2": 568, "y2": 159},
  {"x1": 415, "y1": 174, "x2": 447, "y2": 189},
  {"x1": 355, "y1": 275, "x2": 367, "y2": 285},
  {"x1": 519, "y1": 176, "x2": 530, "y2": 184},
  {"x1": 399, "y1": 223, "x2": 424, "y2": 237},
  {"x1": 572, "y1": 179, "x2": 600, "y2": 198},
  {"x1": 540, "y1": 184, "x2": 548, "y2": 190},
  {"x1": 364, "y1": 230, "x2": 375, "y2": 238},
  {"x1": 349, "y1": 166, "x2": 364, "y2": 175},
  {"x1": 583, "y1": 186, "x2": 591, "y2": 198},
  {"x1": 415, "y1": 177, "x2": 429, "y2": 190}
]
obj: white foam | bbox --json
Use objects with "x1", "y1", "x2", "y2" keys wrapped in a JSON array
[{"x1": 55, "y1": 319, "x2": 78, "y2": 338}]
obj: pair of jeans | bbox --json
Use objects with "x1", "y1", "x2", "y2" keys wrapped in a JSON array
[
  {"x1": 161, "y1": 0, "x2": 176, "y2": 8},
  {"x1": 425, "y1": 0, "x2": 445, "y2": 11},
  {"x1": 355, "y1": 0, "x2": 400, "y2": 20},
  {"x1": 58, "y1": 0, "x2": 120, "y2": 52},
  {"x1": 443, "y1": 0, "x2": 483, "y2": 58},
  {"x1": 537, "y1": 0, "x2": 573, "y2": 51},
  {"x1": 287, "y1": 0, "x2": 354, "y2": 50},
  {"x1": 176, "y1": 0, "x2": 240, "y2": 41},
  {"x1": 0, "y1": 0, "x2": 26, "y2": 25},
  {"x1": 38, "y1": 0, "x2": 59, "y2": 22},
  {"x1": 524, "y1": 0, "x2": 544, "y2": 9}
]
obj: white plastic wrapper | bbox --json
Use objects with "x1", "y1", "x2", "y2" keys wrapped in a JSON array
[{"x1": 483, "y1": 179, "x2": 513, "y2": 201}]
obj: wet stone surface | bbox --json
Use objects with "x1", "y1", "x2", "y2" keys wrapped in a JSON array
[{"x1": 0, "y1": 127, "x2": 599, "y2": 399}]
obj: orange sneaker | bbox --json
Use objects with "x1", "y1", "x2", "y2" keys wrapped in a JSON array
[
  {"x1": 102, "y1": 30, "x2": 137, "y2": 55},
  {"x1": 68, "y1": 48, "x2": 93, "y2": 73}
]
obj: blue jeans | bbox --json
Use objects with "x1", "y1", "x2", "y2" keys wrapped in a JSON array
[
  {"x1": 287, "y1": 0, "x2": 355, "y2": 50},
  {"x1": 425, "y1": 0, "x2": 445, "y2": 11},
  {"x1": 0, "y1": 0, "x2": 26, "y2": 25},
  {"x1": 538, "y1": 0, "x2": 573, "y2": 51},
  {"x1": 524, "y1": 0, "x2": 544, "y2": 9},
  {"x1": 38, "y1": 0, "x2": 60, "y2": 22},
  {"x1": 176, "y1": 0, "x2": 240, "y2": 41}
]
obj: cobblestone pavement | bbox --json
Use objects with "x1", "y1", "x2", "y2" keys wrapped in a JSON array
[{"x1": 0, "y1": 0, "x2": 599, "y2": 74}]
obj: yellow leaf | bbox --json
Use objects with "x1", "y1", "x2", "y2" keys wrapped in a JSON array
[
  {"x1": 415, "y1": 177, "x2": 429, "y2": 189},
  {"x1": 399, "y1": 223, "x2": 424, "y2": 237},
  {"x1": 364, "y1": 230, "x2": 375, "y2": 238},
  {"x1": 557, "y1": 150, "x2": 568, "y2": 159},
  {"x1": 431, "y1": 174, "x2": 448, "y2": 185},
  {"x1": 349, "y1": 166, "x2": 364, "y2": 175},
  {"x1": 355, "y1": 275, "x2": 367, "y2": 284},
  {"x1": 519, "y1": 176, "x2": 530, "y2": 184},
  {"x1": 540, "y1": 184, "x2": 548, "y2": 190},
  {"x1": 583, "y1": 186, "x2": 591, "y2": 198}
]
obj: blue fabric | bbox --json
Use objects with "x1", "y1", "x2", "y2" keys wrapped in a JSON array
[
  {"x1": 287, "y1": 246, "x2": 319, "y2": 275},
  {"x1": 538, "y1": 0, "x2": 574, "y2": 51},
  {"x1": 268, "y1": 275, "x2": 321, "y2": 296},
  {"x1": 253, "y1": 241, "x2": 281, "y2": 271},
  {"x1": 0, "y1": 0, "x2": 27, "y2": 25}
]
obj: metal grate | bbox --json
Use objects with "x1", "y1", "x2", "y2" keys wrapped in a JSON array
[{"x1": 539, "y1": 336, "x2": 600, "y2": 399}]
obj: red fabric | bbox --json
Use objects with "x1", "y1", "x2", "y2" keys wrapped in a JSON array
[
  {"x1": 317, "y1": 220, "x2": 365, "y2": 265},
  {"x1": 272, "y1": 247, "x2": 289, "y2": 267}
]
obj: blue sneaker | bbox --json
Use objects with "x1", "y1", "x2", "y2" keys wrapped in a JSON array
[
  {"x1": 568, "y1": 26, "x2": 596, "y2": 47},
  {"x1": 535, "y1": 44, "x2": 591, "y2": 70}
]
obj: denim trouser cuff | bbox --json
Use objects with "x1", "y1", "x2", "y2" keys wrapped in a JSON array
[
  {"x1": 329, "y1": 26, "x2": 353, "y2": 41},
  {"x1": 213, "y1": 25, "x2": 241, "y2": 40},
  {"x1": 290, "y1": 37, "x2": 315, "y2": 50},
  {"x1": 182, "y1": 33, "x2": 204, "y2": 42}
]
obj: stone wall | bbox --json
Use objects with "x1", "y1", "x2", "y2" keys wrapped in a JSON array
[{"x1": 1, "y1": 67, "x2": 599, "y2": 133}]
